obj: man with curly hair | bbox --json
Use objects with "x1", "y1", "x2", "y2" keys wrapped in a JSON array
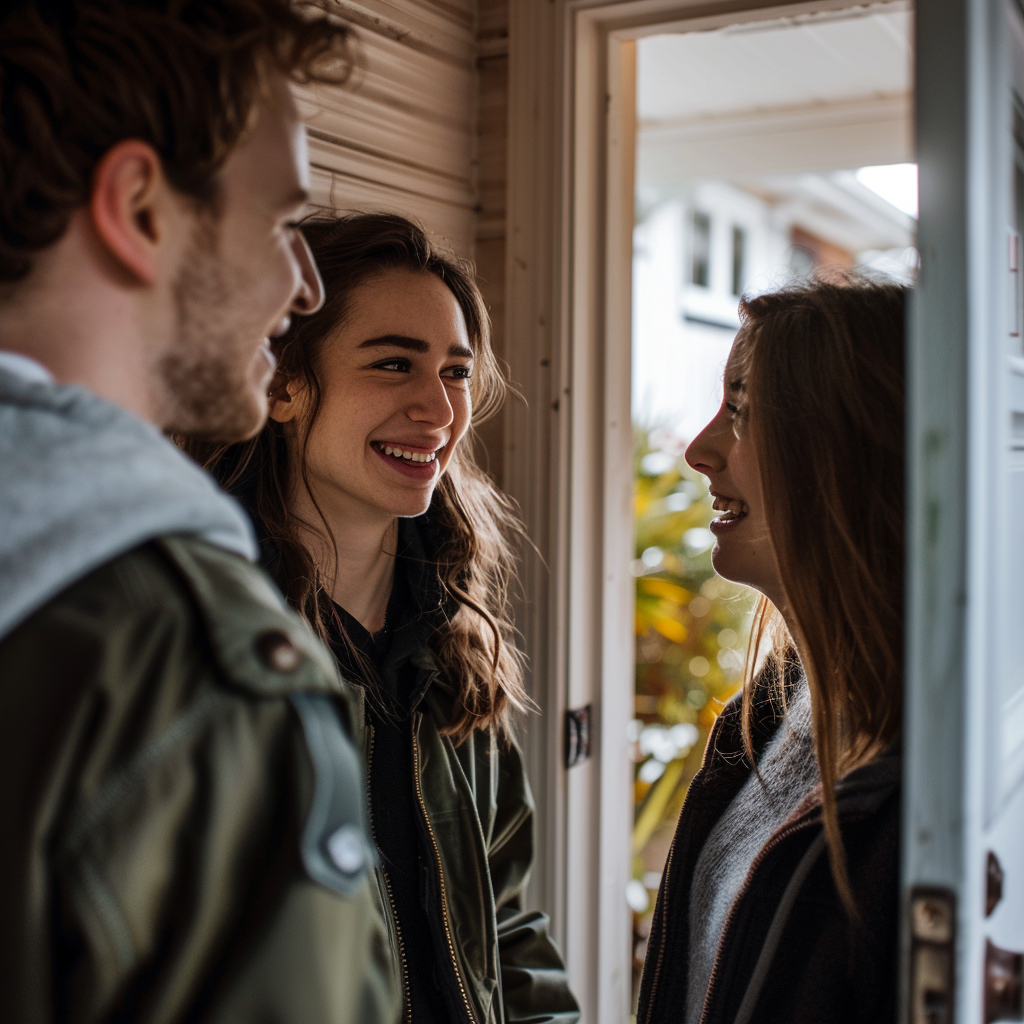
[{"x1": 0, "y1": 3, "x2": 399, "y2": 1021}]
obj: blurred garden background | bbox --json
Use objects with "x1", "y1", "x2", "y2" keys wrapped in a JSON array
[{"x1": 627, "y1": 424, "x2": 756, "y2": 991}]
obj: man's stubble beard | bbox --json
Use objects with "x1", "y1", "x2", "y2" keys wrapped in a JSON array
[{"x1": 159, "y1": 218, "x2": 271, "y2": 442}]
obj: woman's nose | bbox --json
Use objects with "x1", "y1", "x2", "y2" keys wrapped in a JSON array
[
  {"x1": 407, "y1": 375, "x2": 455, "y2": 429},
  {"x1": 289, "y1": 231, "x2": 325, "y2": 315},
  {"x1": 685, "y1": 409, "x2": 729, "y2": 475}
]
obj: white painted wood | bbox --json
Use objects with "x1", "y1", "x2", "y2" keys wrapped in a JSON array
[
  {"x1": 639, "y1": 94, "x2": 913, "y2": 178},
  {"x1": 636, "y1": 5, "x2": 911, "y2": 122},
  {"x1": 903, "y1": 0, "x2": 1024, "y2": 1018}
]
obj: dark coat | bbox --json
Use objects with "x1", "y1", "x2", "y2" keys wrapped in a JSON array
[
  {"x1": 637, "y1": 685, "x2": 900, "y2": 1024},
  {"x1": 324, "y1": 517, "x2": 580, "y2": 1024}
]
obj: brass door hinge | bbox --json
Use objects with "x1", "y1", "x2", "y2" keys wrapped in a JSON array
[{"x1": 909, "y1": 888, "x2": 955, "y2": 1024}]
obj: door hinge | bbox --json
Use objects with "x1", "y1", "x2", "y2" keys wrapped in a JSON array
[
  {"x1": 909, "y1": 888, "x2": 955, "y2": 1024},
  {"x1": 565, "y1": 705, "x2": 592, "y2": 768}
]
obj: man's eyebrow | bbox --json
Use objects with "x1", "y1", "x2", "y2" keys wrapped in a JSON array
[{"x1": 358, "y1": 335, "x2": 475, "y2": 359}]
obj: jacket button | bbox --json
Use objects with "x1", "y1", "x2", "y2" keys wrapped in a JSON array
[
  {"x1": 255, "y1": 629, "x2": 302, "y2": 672},
  {"x1": 326, "y1": 825, "x2": 366, "y2": 875}
]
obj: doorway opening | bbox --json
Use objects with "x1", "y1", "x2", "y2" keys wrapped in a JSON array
[{"x1": 626, "y1": 4, "x2": 915, "y2": 1003}]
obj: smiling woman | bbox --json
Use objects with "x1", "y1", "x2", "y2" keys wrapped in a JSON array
[
  {"x1": 183, "y1": 212, "x2": 579, "y2": 1024},
  {"x1": 269, "y1": 267, "x2": 476, "y2": 536},
  {"x1": 638, "y1": 276, "x2": 907, "y2": 1024}
]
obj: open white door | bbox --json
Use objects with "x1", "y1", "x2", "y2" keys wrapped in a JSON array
[{"x1": 906, "y1": 0, "x2": 1024, "y2": 1019}]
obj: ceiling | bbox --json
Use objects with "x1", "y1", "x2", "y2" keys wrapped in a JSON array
[
  {"x1": 636, "y1": 3, "x2": 913, "y2": 187},
  {"x1": 637, "y1": 4, "x2": 911, "y2": 127}
]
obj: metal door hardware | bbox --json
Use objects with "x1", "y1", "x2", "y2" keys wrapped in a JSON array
[
  {"x1": 565, "y1": 705, "x2": 592, "y2": 768},
  {"x1": 985, "y1": 940, "x2": 1024, "y2": 1023},
  {"x1": 909, "y1": 888, "x2": 955, "y2": 1024},
  {"x1": 1011, "y1": 230, "x2": 1021, "y2": 338},
  {"x1": 987, "y1": 852, "x2": 1005, "y2": 918}
]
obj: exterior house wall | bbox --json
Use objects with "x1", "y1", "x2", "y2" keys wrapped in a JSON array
[{"x1": 633, "y1": 185, "x2": 791, "y2": 442}]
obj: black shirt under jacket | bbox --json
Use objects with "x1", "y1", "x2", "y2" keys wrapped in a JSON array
[{"x1": 328, "y1": 516, "x2": 456, "y2": 1024}]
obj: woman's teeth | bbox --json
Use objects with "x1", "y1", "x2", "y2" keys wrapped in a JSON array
[
  {"x1": 381, "y1": 445, "x2": 436, "y2": 464},
  {"x1": 712, "y1": 496, "x2": 748, "y2": 520}
]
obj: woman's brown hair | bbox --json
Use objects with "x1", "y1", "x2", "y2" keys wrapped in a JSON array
[
  {"x1": 183, "y1": 212, "x2": 529, "y2": 741},
  {"x1": 734, "y1": 275, "x2": 906, "y2": 911}
]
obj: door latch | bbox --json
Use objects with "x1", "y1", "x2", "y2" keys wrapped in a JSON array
[
  {"x1": 909, "y1": 888, "x2": 955, "y2": 1024},
  {"x1": 987, "y1": 851, "x2": 1004, "y2": 918}
]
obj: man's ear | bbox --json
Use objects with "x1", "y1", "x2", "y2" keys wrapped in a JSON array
[{"x1": 89, "y1": 139, "x2": 170, "y2": 286}]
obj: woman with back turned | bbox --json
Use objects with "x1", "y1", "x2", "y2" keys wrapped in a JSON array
[
  {"x1": 188, "y1": 212, "x2": 579, "y2": 1024},
  {"x1": 638, "y1": 278, "x2": 906, "y2": 1024}
]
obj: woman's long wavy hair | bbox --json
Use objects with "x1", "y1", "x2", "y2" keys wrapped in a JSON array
[
  {"x1": 734, "y1": 276, "x2": 906, "y2": 912},
  {"x1": 183, "y1": 212, "x2": 529, "y2": 740}
]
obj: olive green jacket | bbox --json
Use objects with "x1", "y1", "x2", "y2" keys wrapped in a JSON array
[
  {"x1": 352, "y1": 651, "x2": 580, "y2": 1024},
  {"x1": 0, "y1": 536, "x2": 400, "y2": 1024}
]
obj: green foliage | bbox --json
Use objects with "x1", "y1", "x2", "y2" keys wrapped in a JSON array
[{"x1": 630, "y1": 424, "x2": 756, "y2": 905}]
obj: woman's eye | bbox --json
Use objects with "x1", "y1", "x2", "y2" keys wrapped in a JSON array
[
  {"x1": 372, "y1": 358, "x2": 411, "y2": 373},
  {"x1": 445, "y1": 365, "x2": 473, "y2": 381},
  {"x1": 725, "y1": 401, "x2": 740, "y2": 416}
]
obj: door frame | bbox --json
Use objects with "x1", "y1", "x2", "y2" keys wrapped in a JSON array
[
  {"x1": 504, "y1": 0, "x2": 911, "y2": 1019},
  {"x1": 904, "y1": 0, "x2": 1024, "y2": 1018}
]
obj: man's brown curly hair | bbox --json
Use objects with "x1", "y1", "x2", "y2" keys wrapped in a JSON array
[{"x1": 0, "y1": 0, "x2": 353, "y2": 283}]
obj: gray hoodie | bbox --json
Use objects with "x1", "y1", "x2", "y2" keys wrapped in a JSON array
[{"x1": 0, "y1": 360, "x2": 256, "y2": 642}]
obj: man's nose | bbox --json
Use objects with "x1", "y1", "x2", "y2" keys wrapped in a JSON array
[{"x1": 289, "y1": 231, "x2": 325, "y2": 315}]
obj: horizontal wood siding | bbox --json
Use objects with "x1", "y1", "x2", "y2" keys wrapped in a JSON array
[
  {"x1": 472, "y1": 0, "x2": 510, "y2": 487},
  {"x1": 295, "y1": 0, "x2": 479, "y2": 257}
]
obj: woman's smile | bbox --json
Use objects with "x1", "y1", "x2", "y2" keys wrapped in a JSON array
[
  {"x1": 370, "y1": 439, "x2": 444, "y2": 479},
  {"x1": 708, "y1": 490, "x2": 749, "y2": 533}
]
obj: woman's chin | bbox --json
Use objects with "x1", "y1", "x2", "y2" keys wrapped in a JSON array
[
  {"x1": 384, "y1": 491, "x2": 435, "y2": 520},
  {"x1": 709, "y1": 547, "x2": 745, "y2": 589}
]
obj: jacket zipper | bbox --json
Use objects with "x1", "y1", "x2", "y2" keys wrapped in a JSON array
[
  {"x1": 366, "y1": 728, "x2": 413, "y2": 1023},
  {"x1": 411, "y1": 725, "x2": 478, "y2": 1024}
]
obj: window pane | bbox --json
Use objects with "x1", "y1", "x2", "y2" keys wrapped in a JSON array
[
  {"x1": 690, "y1": 210, "x2": 710, "y2": 287},
  {"x1": 731, "y1": 226, "x2": 746, "y2": 296}
]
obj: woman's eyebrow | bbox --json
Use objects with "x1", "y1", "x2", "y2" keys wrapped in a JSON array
[
  {"x1": 358, "y1": 334, "x2": 429, "y2": 353},
  {"x1": 357, "y1": 335, "x2": 474, "y2": 359}
]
